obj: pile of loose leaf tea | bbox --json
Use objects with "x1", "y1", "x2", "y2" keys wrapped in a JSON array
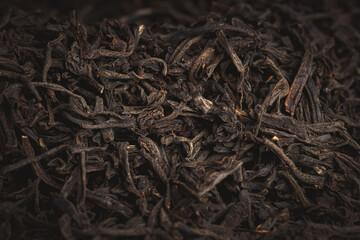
[{"x1": 0, "y1": 0, "x2": 359, "y2": 239}]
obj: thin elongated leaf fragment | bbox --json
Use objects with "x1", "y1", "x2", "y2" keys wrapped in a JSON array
[{"x1": 285, "y1": 50, "x2": 313, "y2": 115}]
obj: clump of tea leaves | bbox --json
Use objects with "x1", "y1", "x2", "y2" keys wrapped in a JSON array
[{"x1": 0, "y1": 1, "x2": 359, "y2": 239}]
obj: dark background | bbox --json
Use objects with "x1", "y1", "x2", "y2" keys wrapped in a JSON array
[{"x1": 2, "y1": 0, "x2": 360, "y2": 24}]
